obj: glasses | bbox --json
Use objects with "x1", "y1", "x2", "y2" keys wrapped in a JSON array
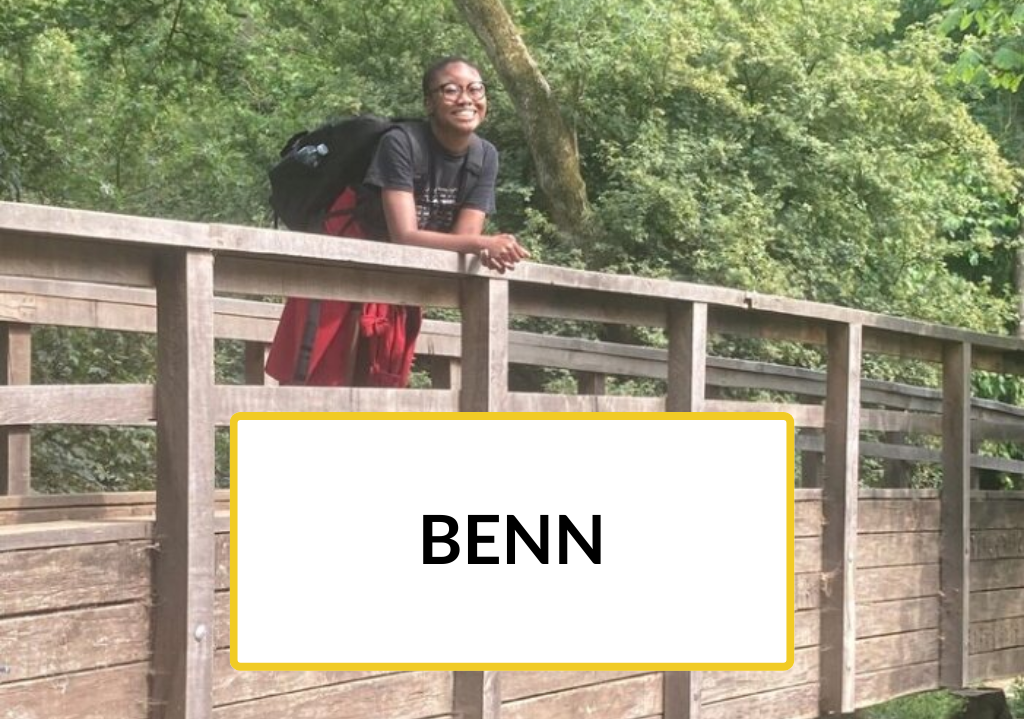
[{"x1": 432, "y1": 81, "x2": 487, "y2": 102}]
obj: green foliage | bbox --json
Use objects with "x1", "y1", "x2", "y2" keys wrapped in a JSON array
[
  {"x1": 1009, "y1": 676, "x2": 1024, "y2": 717},
  {"x1": 941, "y1": 0, "x2": 1024, "y2": 90},
  {"x1": 862, "y1": 689, "x2": 966, "y2": 719}
]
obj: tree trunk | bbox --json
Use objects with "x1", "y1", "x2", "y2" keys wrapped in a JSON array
[{"x1": 451, "y1": 0, "x2": 590, "y2": 238}]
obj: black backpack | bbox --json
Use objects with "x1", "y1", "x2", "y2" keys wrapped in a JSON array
[{"x1": 269, "y1": 115, "x2": 484, "y2": 234}]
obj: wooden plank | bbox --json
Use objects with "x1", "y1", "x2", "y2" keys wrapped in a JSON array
[
  {"x1": 855, "y1": 662, "x2": 939, "y2": 708},
  {"x1": 501, "y1": 672, "x2": 649, "y2": 702},
  {"x1": 795, "y1": 611, "x2": 820, "y2": 649},
  {"x1": 941, "y1": 341, "x2": 972, "y2": 689},
  {"x1": 243, "y1": 342, "x2": 272, "y2": 386},
  {"x1": 0, "y1": 385, "x2": 155, "y2": 425},
  {"x1": 1, "y1": 541, "x2": 151, "y2": 615},
  {"x1": 0, "y1": 602, "x2": 149, "y2": 681},
  {"x1": 969, "y1": 616, "x2": 1024, "y2": 655},
  {"x1": 0, "y1": 232, "x2": 156, "y2": 287},
  {"x1": 215, "y1": 532, "x2": 230, "y2": 590},
  {"x1": 711, "y1": 307, "x2": 828, "y2": 346},
  {"x1": 971, "y1": 589, "x2": 1024, "y2": 622},
  {"x1": 973, "y1": 499, "x2": 1024, "y2": 530},
  {"x1": 215, "y1": 386, "x2": 458, "y2": 422},
  {"x1": 794, "y1": 500, "x2": 823, "y2": 538},
  {"x1": 0, "y1": 663, "x2": 149, "y2": 719},
  {"x1": 702, "y1": 400, "x2": 823, "y2": 428},
  {"x1": 666, "y1": 302, "x2": 706, "y2": 412},
  {"x1": 794, "y1": 537, "x2": 821, "y2": 573},
  {"x1": 702, "y1": 648, "x2": 817, "y2": 703},
  {"x1": 212, "y1": 670, "x2": 452, "y2": 719},
  {"x1": 969, "y1": 645, "x2": 1024, "y2": 683},
  {"x1": 0, "y1": 490, "x2": 162, "y2": 509},
  {"x1": 215, "y1": 255, "x2": 460, "y2": 308},
  {"x1": 510, "y1": 285, "x2": 666, "y2": 328},
  {"x1": 860, "y1": 409, "x2": 942, "y2": 435},
  {"x1": 971, "y1": 530, "x2": 1024, "y2": 560},
  {"x1": 860, "y1": 489, "x2": 939, "y2": 499},
  {"x1": 576, "y1": 371, "x2": 607, "y2": 395},
  {"x1": 505, "y1": 394, "x2": 664, "y2": 413},
  {"x1": 856, "y1": 532, "x2": 939, "y2": 569},
  {"x1": 502, "y1": 674, "x2": 661, "y2": 719},
  {"x1": 857, "y1": 629, "x2": 939, "y2": 673},
  {"x1": 0, "y1": 504, "x2": 159, "y2": 526},
  {"x1": 796, "y1": 574, "x2": 821, "y2": 611},
  {"x1": 820, "y1": 322, "x2": 861, "y2": 716},
  {"x1": 858, "y1": 598, "x2": 939, "y2": 638},
  {"x1": 0, "y1": 322, "x2": 31, "y2": 494},
  {"x1": 857, "y1": 565, "x2": 940, "y2": 603},
  {"x1": 859, "y1": 499, "x2": 940, "y2": 533},
  {"x1": 700, "y1": 683, "x2": 818, "y2": 719},
  {"x1": 461, "y1": 277, "x2": 509, "y2": 411},
  {"x1": 454, "y1": 671, "x2": 500, "y2": 719},
  {"x1": 212, "y1": 650, "x2": 385, "y2": 705},
  {"x1": 214, "y1": 591, "x2": 230, "y2": 649},
  {"x1": 0, "y1": 519, "x2": 151, "y2": 551},
  {"x1": 152, "y1": 249, "x2": 216, "y2": 719},
  {"x1": 663, "y1": 671, "x2": 701, "y2": 719},
  {"x1": 971, "y1": 559, "x2": 1024, "y2": 592}
]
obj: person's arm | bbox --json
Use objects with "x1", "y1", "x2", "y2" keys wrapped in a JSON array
[{"x1": 380, "y1": 188, "x2": 528, "y2": 270}]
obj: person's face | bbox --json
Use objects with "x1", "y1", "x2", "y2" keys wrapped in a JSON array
[{"x1": 425, "y1": 62, "x2": 487, "y2": 136}]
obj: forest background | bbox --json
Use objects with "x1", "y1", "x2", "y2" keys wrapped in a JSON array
[{"x1": 2, "y1": 0, "x2": 1023, "y2": 490}]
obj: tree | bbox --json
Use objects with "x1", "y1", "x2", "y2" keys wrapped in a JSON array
[{"x1": 450, "y1": 0, "x2": 590, "y2": 238}]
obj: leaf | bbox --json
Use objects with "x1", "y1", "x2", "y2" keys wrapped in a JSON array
[{"x1": 991, "y1": 44, "x2": 1024, "y2": 71}]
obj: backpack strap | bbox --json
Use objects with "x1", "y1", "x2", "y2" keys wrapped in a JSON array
[{"x1": 396, "y1": 120, "x2": 485, "y2": 204}]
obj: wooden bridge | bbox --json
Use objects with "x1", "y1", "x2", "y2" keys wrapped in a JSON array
[{"x1": 1, "y1": 201, "x2": 1023, "y2": 719}]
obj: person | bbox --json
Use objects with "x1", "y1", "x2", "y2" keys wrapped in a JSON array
[{"x1": 265, "y1": 56, "x2": 528, "y2": 387}]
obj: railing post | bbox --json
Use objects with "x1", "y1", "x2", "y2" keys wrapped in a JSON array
[
  {"x1": 820, "y1": 322, "x2": 861, "y2": 717},
  {"x1": 664, "y1": 670, "x2": 701, "y2": 719},
  {"x1": 152, "y1": 249, "x2": 215, "y2": 719},
  {"x1": 243, "y1": 341, "x2": 276, "y2": 386},
  {"x1": 667, "y1": 302, "x2": 707, "y2": 412},
  {"x1": 940, "y1": 341, "x2": 971, "y2": 688},
  {"x1": 460, "y1": 277, "x2": 508, "y2": 412},
  {"x1": 428, "y1": 357, "x2": 462, "y2": 390},
  {"x1": 0, "y1": 322, "x2": 31, "y2": 494},
  {"x1": 453, "y1": 671, "x2": 500, "y2": 719},
  {"x1": 577, "y1": 371, "x2": 606, "y2": 395}
]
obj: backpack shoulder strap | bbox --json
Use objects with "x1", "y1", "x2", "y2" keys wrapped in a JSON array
[
  {"x1": 460, "y1": 135, "x2": 484, "y2": 201},
  {"x1": 393, "y1": 120, "x2": 430, "y2": 180}
]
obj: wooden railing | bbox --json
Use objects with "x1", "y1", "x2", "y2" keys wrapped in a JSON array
[{"x1": 1, "y1": 200, "x2": 1023, "y2": 719}]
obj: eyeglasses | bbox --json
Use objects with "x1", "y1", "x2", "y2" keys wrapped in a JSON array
[{"x1": 432, "y1": 81, "x2": 487, "y2": 102}]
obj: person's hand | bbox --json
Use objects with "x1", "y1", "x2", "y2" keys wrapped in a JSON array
[{"x1": 480, "y1": 234, "x2": 530, "y2": 273}]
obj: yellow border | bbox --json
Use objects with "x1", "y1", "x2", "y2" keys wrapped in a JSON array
[{"x1": 229, "y1": 412, "x2": 795, "y2": 672}]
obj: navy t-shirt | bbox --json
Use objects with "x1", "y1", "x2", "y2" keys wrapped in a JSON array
[{"x1": 361, "y1": 123, "x2": 498, "y2": 239}]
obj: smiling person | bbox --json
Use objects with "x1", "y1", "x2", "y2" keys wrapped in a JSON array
[{"x1": 362, "y1": 56, "x2": 530, "y2": 272}]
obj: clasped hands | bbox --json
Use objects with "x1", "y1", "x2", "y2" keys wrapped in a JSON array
[{"x1": 478, "y1": 233, "x2": 530, "y2": 273}]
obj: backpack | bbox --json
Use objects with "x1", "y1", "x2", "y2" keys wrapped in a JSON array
[{"x1": 268, "y1": 115, "x2": 484, "y2": 233}]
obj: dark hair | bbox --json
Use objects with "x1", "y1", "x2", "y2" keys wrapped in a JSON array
[{"x1": 422, "y1": 56, "x2": 481, "y2": 98}]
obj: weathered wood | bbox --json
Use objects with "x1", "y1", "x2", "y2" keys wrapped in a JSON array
[
  {"x1": 663, "y1": 671, "x2": 701, "y2": 719},
  {"x1": 215, "y1": 532, "x2": 230, "y2": 590},
  {"x1": 212, "y1": 651, "x2": 383, "y2": 706},
  {"x1": 968, "y1": 646, "x2": 1024, "y2": 683},
  {"x1": 576, "y1": 371, "x2": 606, "y2": 395},
  {"x1": 796, "y1": 573, "x2": 822, "y2": 611},
  {"x1": 795, "y1": 499, "x2": 823, "y2": 537},
  {"x1": 0, "y1": 518, "x2": 151, "y2": 551},
  {"x1": 971, "y1": 588, "x2": 1024, "y2": 622},
  {"x1": 0, "y1": 541, "x2": 151, "y2": 615},
  {"x1": 0, "y1": 385, "x2": 155, "y2": 425},
  {"x1": 702, "y1": 400, "x2": 824, "y2": 428},
  {"x1": 702, "y1": 648, "x2": 817, "y2": 703},
  {"x1": 499, "y1": 672, "x2": 646, "y2": 702},
  {"x1": 213, "y1": 591, "x2": 230, "y2": 649},
  {"x1": 857, "y1": 629, "x2": 939, "y2": 673},
  {"x1": 667, "y1": 302, "x2": 707, "y2": 412},
  {"x1": 215, "y1": 255, "x2": 460, "y2": 308},
  {"x1": 820, "y1": 322, "x2": 862, "y2": 716},
  {"x1": 858, "y1": 598, "x2": 939, "y2": 638},
  {"x1": 0, "y1": 602, "x2": 149, "y2": 681},
  {"x1": 794, "y1": 537, "x2": 821, "y2": 573},
  {"x1": 0, "y1": 322, "x2": 31, "y2": 494},
  {"x1": 243, "y1": 342, "x2": 273, "y2": 386},
  {"x1": 971, "y1": 558, "x2": 1024, "y2": 591},
  {"x1": 859, "y1": 409, "x2": 942, "y2": 435},
  {"x1": 941, "y1": 341, "x2": 972, "y2": 689},
  {"x1": 856, "y1": 532, "x2": 939, "y2": 569},
  {"x1": 453, "y1": 671, "x2": 500, "y2": 719},
  {"x1": 0, "y1": 232, "x2": 156, "y2": 287},
  {"x1": 461, "y1": 277, "x2": 509, "y2": 411},
  {"x1": 152, "y1": 249, "x2": 216, "y2": 719},
  {"x1": 971, "y1": 530, "x2": 1024, "y2": 560},
  {"x1": 211, "y1": 671, "x2": 452, "y2": 719},
  {"x1": 855, "y1": 662, "x2": 938, "y2": 708},
  {"x1": 215, "y1": 386, "x2": 458, "y2": 422},
  {"x1": 973, "y1": 499, "x2": 1024, "y2": 530},
  {"x1": 859, "y1": 499, "x2": 940, "y2": 533},
  {"x1": 700, "y1": 683, "x2": 818, "y2": 719},
  {"x1": 881, "y1": 432, "x2": 912, "y2": 488},
  {"x1": 857, "y1": 565, "x2": 941, "y2": 603},
  {"x1": 969, "y1": 616, "x2": 1024, "y2": 655},
  {"x1": 502, "y1": 673, "x2": 660, "y2": 719},
  {"x1": 505, "y1": 393, "x2": 663, "y2": 413},
  {"x1": 511, "y1": 284, "x2": 667, "y2": 327},
  {"x1": 0, "y1": 663, "x2": 149, "y2": 719},
  {"x1": 795, "y1": 611, "x2": 820, "y2": 649}
]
